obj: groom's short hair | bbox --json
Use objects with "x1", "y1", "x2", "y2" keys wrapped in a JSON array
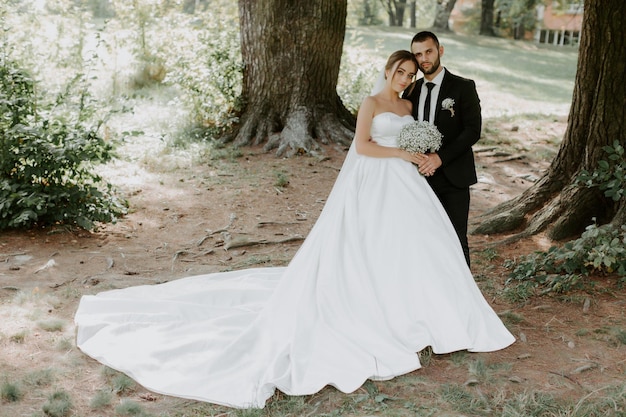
[{"x1": 411, "y1": 31, "x2": 440, "y2": 48}]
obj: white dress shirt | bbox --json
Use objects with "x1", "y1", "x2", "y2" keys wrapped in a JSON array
[{"x1": 418, "y1": 68, "x2": 446, "y2": 123}]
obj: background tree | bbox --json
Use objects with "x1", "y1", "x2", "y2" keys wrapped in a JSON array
[
  {"x1": 473, "y1": 0, "x2": 626, "y2": 240},
  {"x1": 495, "y1": 0, "x2": 540, "y2": 39},
  {"x1": 380, "y1": 0, "x2": 408, "y2": 26},
  {"x1": 409, "y1": 0, "x2": 416, "y2": 28},
  {"x1": 235, "y1": 0, "x2": 355, "y2": 156},
  {"x1": 432, "y1": 0, "x2": 458, "y2": 32},
  {"x1": 355, "y1": 0, "x2": 383, "y2": 25},
  {"x1": 480, "y1": 0, "x2": 496, "y2": 35}
]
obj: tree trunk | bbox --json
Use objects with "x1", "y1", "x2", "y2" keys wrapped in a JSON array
[
  {"x1": 381, "y1": 0, "x2": 406, "y2": 26},
  {"x1": 394, "y1": 0, "x2": 407, "y2": 26},
  {"x1": 409, "y1": 0, "x2": 416, "y2": 28},
  {"x1": 432, "y1": 0, "x2": 458, "y2": 32},
  {"x1": 479, "y1": 0, "x2": 495, "y2": 36},
  {"x1": 236, "y1": 0, "x2": 355, "y2": 156},
  {"x1": 472, "y1": 0, "x2": 626, "y2": 240},
  {"x1": 513, "y1": 22, "x2": 525, "y2": 39}
]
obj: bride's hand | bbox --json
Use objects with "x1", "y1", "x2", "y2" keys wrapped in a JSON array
[
  {"x1": 398, "y1": 150, "x2": 422, "y2": 165},
  {"x1": 417, "y1": 153, "x2": 442, "y2": 177}
]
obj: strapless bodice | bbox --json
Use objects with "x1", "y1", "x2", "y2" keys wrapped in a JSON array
[{"x1": 370, "y1": 112, "x2": 414, "y2": 147}]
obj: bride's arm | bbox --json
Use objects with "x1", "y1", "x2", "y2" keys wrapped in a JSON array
[{"x1": 354, "y1": 98, "x2": 421, "y2": 164}]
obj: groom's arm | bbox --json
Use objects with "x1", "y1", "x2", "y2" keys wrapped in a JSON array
[{"x1": 437, "y1": 79, "x2": 481, "y2": 167}]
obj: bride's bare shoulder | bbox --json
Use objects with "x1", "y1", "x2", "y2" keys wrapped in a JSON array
[
  {"x1": 401, "y1": 98, "x2": 413, "y2": 114},
  {"x1": 358, "y1": 96, "x2": 378, "y2": 117}
]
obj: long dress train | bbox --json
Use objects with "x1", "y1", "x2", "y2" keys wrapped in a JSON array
[{"x1": 75, "y1": 112, "x2": 515, "y2": 408}]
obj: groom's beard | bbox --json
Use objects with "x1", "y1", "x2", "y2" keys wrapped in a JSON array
[{"x1": 419, "y1": 56, "x2": 441, "y2": 75}]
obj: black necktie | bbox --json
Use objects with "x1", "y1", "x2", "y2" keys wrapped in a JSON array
[{"x1": 423, "y1": 82, "x2": 435, "y2": 122}]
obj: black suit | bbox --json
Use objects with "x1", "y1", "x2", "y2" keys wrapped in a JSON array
[{"x1": 403, "y1": 69, "x2": 482, "y2": 266}]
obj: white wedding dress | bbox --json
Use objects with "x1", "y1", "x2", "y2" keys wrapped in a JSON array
[{"x1": 75, "y1": 112, "x2": 515, "y2": 408}]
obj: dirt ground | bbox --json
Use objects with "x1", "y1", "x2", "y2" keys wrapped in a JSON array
[{"x1": 1, "y1": 115, "x2": 625, "y2": 416}]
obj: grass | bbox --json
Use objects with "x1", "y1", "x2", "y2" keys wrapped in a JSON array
[
  {"x1": 9, "y1": 331, "x2": 27, "y2": 343},
  {"x1": 23, "y1": 368, "x2": 55, "y2": 387},
  {"x1": 89, "y1": 389, "x2": 113, "y2": 409},
  {"x1": 42, "y1": 390, "x2": 73, "y2": 417},
  {"x1": 2, "y1": 5, "x2": 621, "y2": 417},
  {"x1": 273, "y1": 170, "x2": 290, "y2": 188},
  {"x1": 115, "y1": 399, "x2": 148, "y2": 416},
  {"x1": 1, "y1": 382, "x2": 22, "y2": 402},
  {"x1": 37, "y1": 319, "x2": 66, "y2": 332}
]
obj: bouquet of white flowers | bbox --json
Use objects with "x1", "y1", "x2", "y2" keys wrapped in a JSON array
[{"x1": 397, "y1": 121, "x2": 443, "y2": 154}]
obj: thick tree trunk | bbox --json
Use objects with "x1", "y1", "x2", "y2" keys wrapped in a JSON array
[
  {"x1": 432, "y1": 0, "x2": 457, "y2": 32},
  {"x1": 473, "y1": 0, "x2": 626, "y2": 240},
  {"x1": 479, "y1": 0, "x2": 495, "y2": 36},
  {"x1": 235, "y1": 0, "x2": 355, "y2": 156}
]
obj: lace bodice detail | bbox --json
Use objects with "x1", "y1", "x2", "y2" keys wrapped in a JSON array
[{"x1": 370, "y1": 112, "x2": 414, "y2": 147}]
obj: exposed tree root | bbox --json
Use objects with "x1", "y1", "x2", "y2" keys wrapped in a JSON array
[
  {"x1": 472, "y1": 168, "x2": 612, "y2": 241},
  {"x1": 232, "y1": 106, "x2": 354, "y2": 157}
]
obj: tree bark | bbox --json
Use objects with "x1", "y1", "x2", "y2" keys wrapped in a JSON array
[
  {"x1": 479, "y1": 0, "x2": 495, "y2": 36},
  {"x1": 235, "y1": 0, "x2": 355, "y2": 156},
  {"x1": 432, "y1": 0, "x2": 458, "y2": 32},
  {"x1": 473, "y1": 0, "x2": 626, "y2": 240}
]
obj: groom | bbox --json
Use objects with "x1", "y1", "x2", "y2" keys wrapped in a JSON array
[{"x1": 402, "y1": 31, "x2": 482, "y2": 267}]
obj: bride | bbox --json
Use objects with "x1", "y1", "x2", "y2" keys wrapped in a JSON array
[{"x1": 75, "y1": 50, "x2": 515, "y2": 409}]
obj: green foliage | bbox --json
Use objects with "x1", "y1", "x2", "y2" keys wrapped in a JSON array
[
  {"x1": 0, "y1": 53, "x2": 126, "y2": 231},
  {"x1": 115, "y1": 399, "x2": 149, "y2": 416},
  {"x1": 505, "y1": 142, "x2": 626, "y2": 295},
  {"x1": 163, "y1": 8, "x2": 243, "y2": 142},
  {"x1": 23, "y1": 368, "x2": 55, "y2": 388},
  {"x1": 350, "y1": 0, "x2": 383, "y2": 26},
  {"x1": 337, "y1": 32, "x2": 380, "y2": 115},
  {"x1": 37, "y1": 319, "x2": 65, "y2": 332},
  {"x1": 274, "y1": 171, "x2": 290, "y2": 188},
  {"x1": 495, "y1": 0, "x2": 541, "y2": 37},
  {"x1": 505, "y1": 223, "x2": 626, "y2": 294},
  {"x1": 578, "y1": 140, "x2": 626, "y2": 202},
  {"x1": 42, "y1": 390, "x2": 73, "y2": 417},
  {"x1": 90, "y1": 389, "x2": 113, "y2": 409},
  {"x1": 111, "y1": 373, "x2": 136, "y2": 394},
  {"x1": 9, "y1": 331, "x2": 26, "y2": 343},
  {"x1": 1, "y1": 381, "x2": 23, "y2": 402}
]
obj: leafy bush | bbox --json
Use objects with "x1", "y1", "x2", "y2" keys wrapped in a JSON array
[
  {"x1": 578, "y1": 140, "x2": 625, "y2": 202},
  {"x1": 505, "y1": 142, "x2": 626, "y2": 294},
  {"x1": 162, "y1": 8, "x2": 243, "y2": 142},
  {"x1": 0, "y1": 53, "x2": 126, "y2": 231},
  {"x1": 506, "y1": 223, "x2": 626, "y2": 294}
]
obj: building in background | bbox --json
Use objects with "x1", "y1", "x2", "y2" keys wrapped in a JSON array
[
  {"x1": 535, "y1": 2, "x2": 583, "y2": 46},
  {"x1": 449, "y1": 1, "x2": 583, "y2": 47}
]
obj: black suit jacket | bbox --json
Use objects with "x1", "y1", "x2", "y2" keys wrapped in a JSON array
[{"x1": 403, "y1": 69, "x2": 481, "y2": 189}]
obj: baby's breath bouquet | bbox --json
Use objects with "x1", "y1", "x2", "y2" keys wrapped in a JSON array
[{"x1": 397, "y1": 121, "x2": 443, "y2": 154}]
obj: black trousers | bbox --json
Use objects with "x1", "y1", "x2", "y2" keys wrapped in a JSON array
[{"x1": 427, "y1": 173, "x2": 471, "y2": 267}]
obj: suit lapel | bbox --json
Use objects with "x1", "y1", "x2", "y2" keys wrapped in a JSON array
[{"x1": 434, "y1": 70, "x2": 453, "y2": 125}]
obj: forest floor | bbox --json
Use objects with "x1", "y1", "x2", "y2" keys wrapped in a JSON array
[{"x1": 1, "y1": 109, "x2": 625, "y2": 416}]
